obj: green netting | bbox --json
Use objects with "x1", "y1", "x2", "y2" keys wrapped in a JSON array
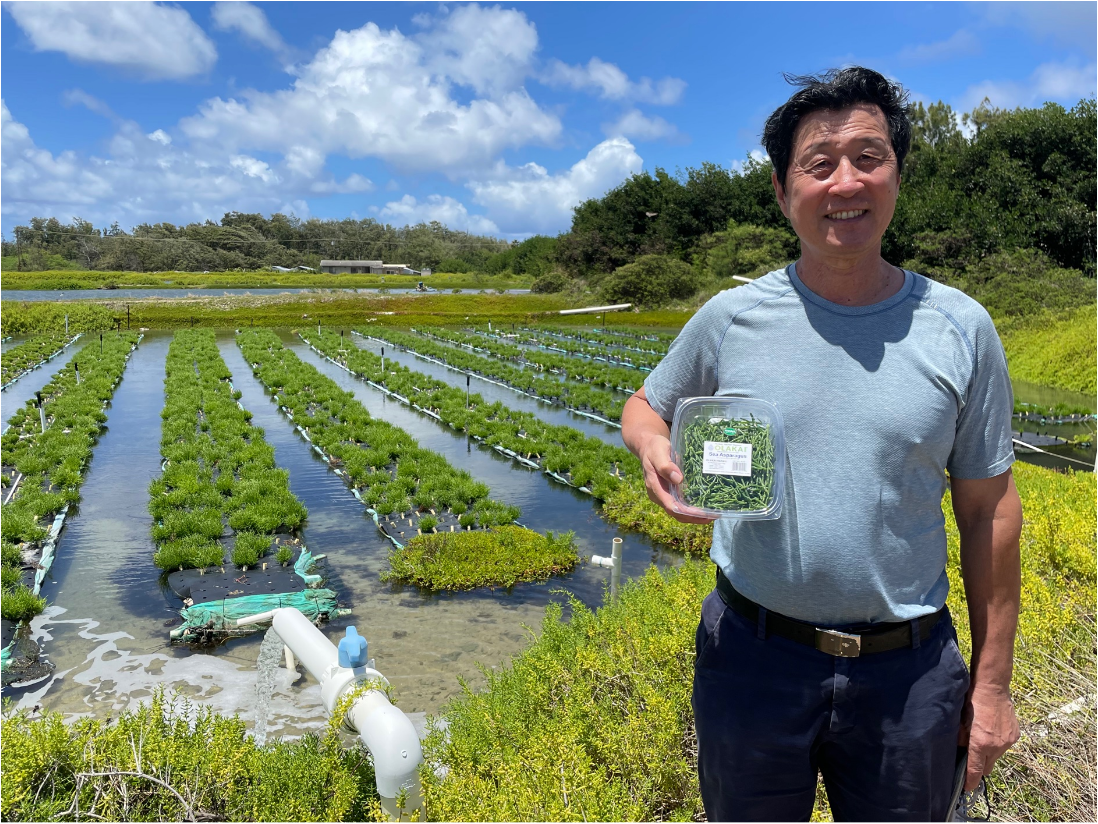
[
  {"x1": 294, "y1": 548, "x2": 323, "y2": 586},
  {"x1": 169, "y1": 588, "x2": 342, "y2": 642},
  {"x1": 0, "y1": 639, "x2": 13, "y2": 670}
]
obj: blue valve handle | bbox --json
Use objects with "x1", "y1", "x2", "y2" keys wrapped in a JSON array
[{"x1": 338, "y1": 626, "x2": 368, "y2": 668}]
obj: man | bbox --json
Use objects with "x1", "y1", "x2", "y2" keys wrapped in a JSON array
[{"x1": 621, "y1": 67, "x2": 1022, "y2": 822}]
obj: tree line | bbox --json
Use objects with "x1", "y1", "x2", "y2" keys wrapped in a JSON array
[{"x1": 5, "y1": 98, "x2": 1094, "y2": 317}]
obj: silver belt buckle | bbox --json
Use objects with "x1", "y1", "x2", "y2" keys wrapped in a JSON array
[{"x1": 816, "y1": 629, "x2": 861, "y2": 657}]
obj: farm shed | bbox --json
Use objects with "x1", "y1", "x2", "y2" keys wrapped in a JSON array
[{"x1": 319, "y1": 259, "x2": 383, "y2": 274}]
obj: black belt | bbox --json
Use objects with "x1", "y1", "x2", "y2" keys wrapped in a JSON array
[{"x1": 715, "y1": 569, "x2": 943, "y2": 658}]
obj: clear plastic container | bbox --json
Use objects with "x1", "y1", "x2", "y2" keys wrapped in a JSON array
[{"x1": 668, "y1": 396, "x2": 786, "y2": 520}]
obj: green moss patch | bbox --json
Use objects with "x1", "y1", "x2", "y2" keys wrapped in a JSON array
[{"x1": 383, "y1": 525, "x2": 578, "y2": 591}]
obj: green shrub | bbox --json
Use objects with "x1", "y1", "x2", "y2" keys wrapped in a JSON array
[
  {"x1": 530, "y1": 270, "x2": 570, "y2": 294},
  {"x1": 276, "y1": 546, "x2": 293, "y2": 566},
  {"x1": 599, "y1": 254, "x2": 700, "y2": 308},
  {"x1": 384, "y1": 526, "x2": 578, "y2": 591},
  {"x1": 418, "y1": 515, "x2": 438, "y2": 532}
]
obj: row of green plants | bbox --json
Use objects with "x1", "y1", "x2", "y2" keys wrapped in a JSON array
[
  {"x1": 152, "y1": 329, "x2": 307, "y2": 571},
  {"x1": 480, "y1": 327, "x2": 664, "y2": 371},
  {"x1": 0, "y1": 332, "x2": 76, "y2": 386},
  {"x1": 7, "y1": 461, "x2": 1087, "y2": 822},
  {"x1": 521, "y1": 324, "x2": 672, "y2": 357},
  {"x1": 366, "y1": 327, "x2": 630, "y2": 423},
  {"x1": 303, "y1": 329, "x2": 709, "y2": 556},
  {"x1": 0, "y1": 293, "x2": 572, "y2": 336},
  {"x1": 237, "y1": 329, "x2": 579, "y2": 589},
  {"x1": 1, "y1": 332, "x2": 141, "y2": 623},
  {"x1": 421, "y1": 326, "x2": 647, "y2": 397}
]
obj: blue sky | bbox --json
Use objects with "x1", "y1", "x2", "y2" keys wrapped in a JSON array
[{"x1": 2, "y1": 1, "x2": 1094, "y2": 240}]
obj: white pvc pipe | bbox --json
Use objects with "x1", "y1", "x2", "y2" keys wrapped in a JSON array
[
  {"x1": 731, "y1": 275, "x2": 755, "y2": 284},
  {"x1": 558, "y1": 303, "x2": 632, "y2": 315},
  {"x1": 257, "y1": 608, "x2": 424, "y2": 820},
  {"x1": 610, "y1": 537, "x2": 623, "y2": 602}
]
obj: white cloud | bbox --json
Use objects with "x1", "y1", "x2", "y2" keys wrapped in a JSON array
[
  {"x1": 960, "y1": 61, "x2": 1097, "y2": 111},
  {"x1": 211, "y1": 1, "x2": 291, "y2": 61},
  {"x1": 730, "y1": 150, "x2": 768, "y2": 175},
  {"x1": 978, "y1": 2, "x2": 1097, "y2": 54},
  {"x1": 379, "y1": 194, "x2": 501, "y2": 235},
  {"x1": 179, "y1": 17, "x2": 561, "y2": 175},
  {"x1": 468, "y1": 137, "x2": 643, "y2": 235},
  {"x1": 6, "y1": 1, "x2": 217, "y2": 81},
  {"x1": 897, "y1": 29, "x2": 980, "y2": 63},
  {"x1": 0, "y1": 101, "x2": 370, "y2": 229},
  {"x1": 602, "y1": 109, "x2": 681, "y2": 142},
  {"x1": 415, "y1": 3, "x2": 539, "y2": 96},
  {"x1": 542, "y1": 57, "x2": 686, "y2": 104},
  {"x1": 62, "y1": 89, "x2": 117, "y2": 120}
]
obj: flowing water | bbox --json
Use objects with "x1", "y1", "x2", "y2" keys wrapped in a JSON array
[{"x1": 253, "y1": 627, "x2": 286, "y2": 747}]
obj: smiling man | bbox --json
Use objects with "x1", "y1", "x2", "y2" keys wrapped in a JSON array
[{"x1": 622, "y1": 67, "x2": 1022, "y2": 821}]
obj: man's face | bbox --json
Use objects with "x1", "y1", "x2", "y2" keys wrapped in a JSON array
[{"x1": 773, "y1": 104, "x2": 900, "y2": 263}]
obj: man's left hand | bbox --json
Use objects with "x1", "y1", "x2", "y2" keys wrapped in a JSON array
[{"x1": 958, "y1": 681, "x2": 1020, "y2": 790}]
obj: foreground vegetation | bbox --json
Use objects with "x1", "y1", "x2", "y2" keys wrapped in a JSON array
[
  {"x1": 3, "y1": 462, "x2": 1090, "y2": 822},
  {"x1": 1, "y1": 333, "x2": 140, "y2": 623},
  {"x1": 0, "y1": 690, "x2": 382, "y2": 821}
]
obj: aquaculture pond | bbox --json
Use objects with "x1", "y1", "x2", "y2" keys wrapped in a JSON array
[{"x1": 1, "y1": 329, "x2": 678, "y2": 740}]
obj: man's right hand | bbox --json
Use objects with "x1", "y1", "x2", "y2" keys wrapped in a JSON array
[{"x1": 639, "y1": 434, "x2": 716, "y2": 525}]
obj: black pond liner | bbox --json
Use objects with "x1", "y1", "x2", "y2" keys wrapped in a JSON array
[
  {"x1": 0, "y1": 621, "x2": 52, "y2": 688},
  {"x1": 167, "y1": 558, "x2": 308, "y2": 604}
]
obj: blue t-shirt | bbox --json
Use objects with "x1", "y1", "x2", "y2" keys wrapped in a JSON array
[{"x1": 643, "y1": 263, "x2": 1015, "y2": 624}]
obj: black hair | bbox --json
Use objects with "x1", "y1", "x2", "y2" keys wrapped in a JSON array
[{"x1": 762, "y1": 67, "x2": 911, "y2": 190}]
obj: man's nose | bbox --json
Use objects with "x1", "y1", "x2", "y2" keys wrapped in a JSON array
[{"x1": 829, "y1": 157, "x2": 864, "y2": 195}]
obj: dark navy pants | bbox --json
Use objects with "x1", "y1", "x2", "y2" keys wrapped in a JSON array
[{"x1": 693, "y1": 590, "x2": 969, "y2": 822}]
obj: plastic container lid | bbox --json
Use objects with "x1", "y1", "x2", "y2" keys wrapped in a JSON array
[{"x1": 668, "y1": 396, "x2": 786, "y2": 520}]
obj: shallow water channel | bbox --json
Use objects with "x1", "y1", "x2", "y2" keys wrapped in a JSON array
[
  {"x1": 1, "y1": 340, "x2": 80, "y2": 434},
  {"x1": 6, "y1": 329, "x2": 678, "y2": 740}
]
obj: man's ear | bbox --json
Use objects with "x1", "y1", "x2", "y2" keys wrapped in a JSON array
[{"x1": 772, "y1": 170, "x2": 789, "y2": 219}]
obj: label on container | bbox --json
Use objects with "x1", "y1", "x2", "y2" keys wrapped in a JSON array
[{"x1": 702, "y1": 441, "x2": 752, "y2": 476}]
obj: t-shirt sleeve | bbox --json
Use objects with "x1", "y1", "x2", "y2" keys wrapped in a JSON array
[
  {"x1": 642, "y1": 293, "x2": 728, "y2": 421},
  {"x1": 947, "y1": 308, "x2": 1016, "y2": 479}
]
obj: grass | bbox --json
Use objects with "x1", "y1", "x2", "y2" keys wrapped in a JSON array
[
  {"x1": 0, "y1": 267, "x2": 533, "y2": 292},
  {"x1": 998, "y1": 303, "x2": 1097, "y2": 396},
  {"x1": 383, "y1": 526, "x2": 579, "y2": 591}
]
